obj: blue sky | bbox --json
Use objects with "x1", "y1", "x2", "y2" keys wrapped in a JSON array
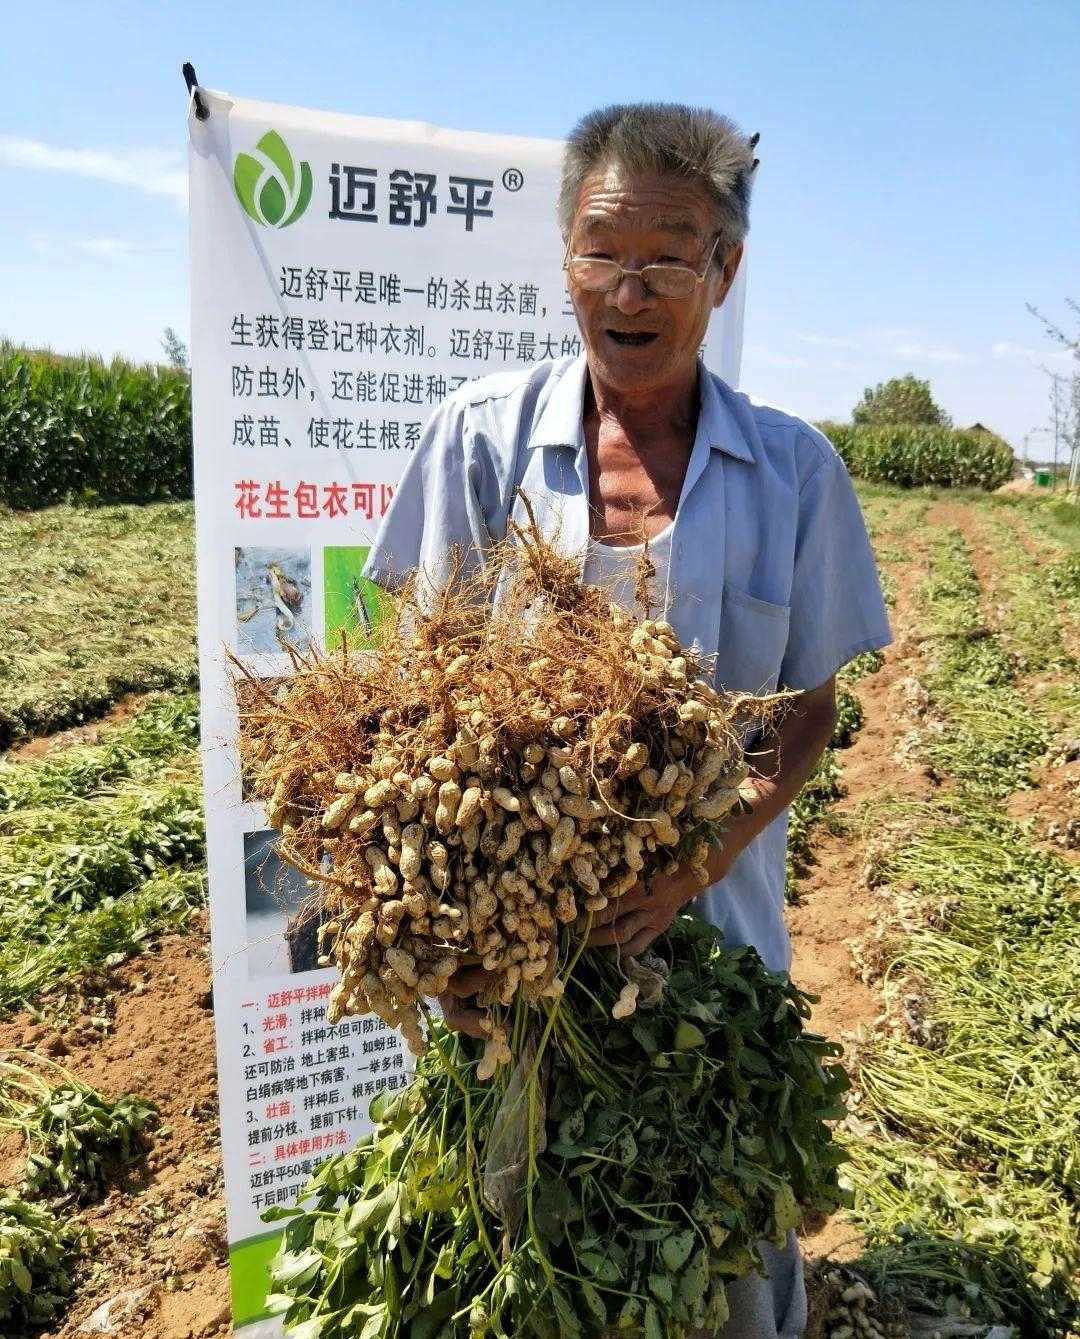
[{"x1": 1, "y1": 0, "x2": 1076, "y2": 450}]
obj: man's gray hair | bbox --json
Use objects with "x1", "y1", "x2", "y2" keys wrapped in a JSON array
[{"x1": 559, "y1": 103, "x2": 755, "y2": 257}]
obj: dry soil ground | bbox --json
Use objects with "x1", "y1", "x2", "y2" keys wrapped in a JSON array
[{"x1": 2, "y1": 491, "x2": 1076, "y2": 1337}]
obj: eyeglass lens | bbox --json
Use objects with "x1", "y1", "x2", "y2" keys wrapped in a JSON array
[{"x1": 568, "y1": 260, "x2": 697, "y2": 298}]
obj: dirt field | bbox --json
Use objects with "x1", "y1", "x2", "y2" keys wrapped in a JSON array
[{"x1": 1, "y1": 486, "x2": 1077, "y2": 1337}]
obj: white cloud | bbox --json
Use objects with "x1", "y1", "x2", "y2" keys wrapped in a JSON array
[
  {"x1": 24, "y1": 233, "x2": 180, "y2": 264},
  {"x1": 76, "y1": 237, "x2": 135, "y2": 259},
  {"x1": 992, "y1": 341, "x2": 1074, "y2": 371},
  {"x1": 888, "y1": 339, "x2": 975, "y2": 366},
  {"x1": 745, "y1": 346, "x2": 807, "y2": 368},
  {"x1": 0, "y1": 134, "x2": 186, "y2": 204},
  {"x1": 797, "y1": 328, "x2": 976, "y2": 366},
  {"x1": 796, "y1": 333, "x2": 861, "y2": 351}
]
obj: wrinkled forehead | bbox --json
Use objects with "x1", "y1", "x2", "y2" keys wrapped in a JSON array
[{"x1": 571, "y1": 161, "x2": 715, "y2": 242}]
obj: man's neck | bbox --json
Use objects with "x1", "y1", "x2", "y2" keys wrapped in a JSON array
[{"x1": 587, "y1": 365, "x2": 700, "y2": 446}]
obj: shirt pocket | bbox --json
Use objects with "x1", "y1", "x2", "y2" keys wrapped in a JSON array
[{"x1": 714, "y1": 582, "x2": 791, "y2": 695}]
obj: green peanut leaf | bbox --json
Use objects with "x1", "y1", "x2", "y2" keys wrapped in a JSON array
[
  {"x1": 660, "y1": 1228, "x2": 695, "y2": 1272},
  {"x1": 674, "y1": 1020, "x2": 706, "y2": 1051}
]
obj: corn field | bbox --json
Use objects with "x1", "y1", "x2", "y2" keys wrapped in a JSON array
[{"x1": 0, "y1": 344, "x2": 191, "y2": 509}]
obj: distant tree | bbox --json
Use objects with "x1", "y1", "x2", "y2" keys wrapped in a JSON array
[
  {"x1": 852, "y1": 374, "x2": 950, "y2": 427},
  {"x1": 1028, "y1": 297, "x2": 1080, "y2": 359},
  {"x1": 161, "y1": 326, "x2": 189, "y2": 372}
]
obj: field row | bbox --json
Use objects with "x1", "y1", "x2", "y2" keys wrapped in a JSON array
[
  {"x1": 796, "y1": 486, "x2": 1080, "y2": 1336},
  {"x1": 0, "y1": 693, "x2": 204, "y2": 1017}
]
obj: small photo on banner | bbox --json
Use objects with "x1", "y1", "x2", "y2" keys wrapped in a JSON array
[
  {"x1": 234, "y1": 546, "x2": 313, "y2": 655},
  {"x1": 243, "y1": 829, "x2": 323, "y2": 978},
  {"x1": 323, "y1": 545, "x2": 391, "y2": 649}
]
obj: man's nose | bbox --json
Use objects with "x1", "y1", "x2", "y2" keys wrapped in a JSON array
[{"x1": 606, "y1": 273, "x2": 654, "y2": 316}]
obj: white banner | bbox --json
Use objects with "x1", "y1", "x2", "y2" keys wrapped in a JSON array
[{"x1": 188, "y1": 87, "x2": 746, "y2": 1330}]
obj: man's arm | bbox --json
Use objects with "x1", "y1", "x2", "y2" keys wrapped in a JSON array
[{"x1": 586, "y1": 676, "x2": 838, "y2": 956}]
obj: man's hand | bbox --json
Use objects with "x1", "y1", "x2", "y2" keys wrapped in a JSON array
[
  {"x1": 585, "y1": 675, "x2": 838, "y2": 956},
  {"x1": 586, "y1": 843, "x2": 739, "y2": 956},
  {"x1": 437, "y1": 679, "x2": 839, "y2": 1017}
]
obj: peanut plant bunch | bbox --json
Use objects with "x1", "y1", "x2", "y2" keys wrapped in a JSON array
[
  {"x1": 262, "y1": 917, "x2": 850, "y2": 1339},
  {"x1": 236, "y1": 517, "x2": 781, "y2": 1067}
]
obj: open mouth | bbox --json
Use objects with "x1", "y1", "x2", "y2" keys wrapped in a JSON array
[{"x1": 605, "y1": 330, "x2": 658, "y2": 347}]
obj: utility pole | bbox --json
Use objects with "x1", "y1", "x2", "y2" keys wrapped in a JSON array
[
  {"x1": 1048, "y1": 374, "x2": 1068, "y2": 491},
  {"x1": 1069, "y1": 372, "x2": 1080, "y2": 498},
  {"x1": 1027, "y1": 300, "x2": 1079, "y2": 503},
  {"x1": 1038, "y1": 371, "x2": 1070, "y2": 491}
]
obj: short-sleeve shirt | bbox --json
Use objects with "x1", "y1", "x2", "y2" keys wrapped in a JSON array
[{"x1": 364, "y1": 353, "x2": 891, "y2": 972}]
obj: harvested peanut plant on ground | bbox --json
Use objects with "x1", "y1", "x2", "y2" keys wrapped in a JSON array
[
  {"x1": 0, "y1": 1052, "x2": 157, "y2": 1203},
  {"x1": 0, "y1": 1192, "x2": 83, "y2": 1332}
]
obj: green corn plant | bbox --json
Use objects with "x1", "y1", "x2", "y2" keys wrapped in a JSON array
[{"x1": 824, "y1": 424, "x2": 1014, "y2": 491}]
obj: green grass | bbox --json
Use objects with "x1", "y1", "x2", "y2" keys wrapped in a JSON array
[
  {"x1": 965, "y1": 509, "x2": 1071, "y2": 675},
  {"x1": 835, "y1": 496, "x2": 1080, "y2": 1333},
  {"x1": 860, "y1": 802, "x2": 1080, "y2": 1180},
  {"x1": 845, "y1": 1137, "x2": 1077, "y2": 1335},
  {"x1": 0, "y1": 867, "x2": 205, "y2": 1016},
  {"x1": 820, "y1": 486, "x2": 1080, "y2": 1330},
  {"x1": 1049, "y1": 552, "x2": 1080, "y2": 600},
  {"x1": 0, "y1": 502, "x2": 196, "y2": 749},
  {"x1": 852, "y1": 480, "x2": 934, "y2": 539},
  {"x1": 0, "y1": 764, "x2": 203, "y2": 910},
  {"x1": 988, "y1": 489, "x2": 1080, "y2": 553}
]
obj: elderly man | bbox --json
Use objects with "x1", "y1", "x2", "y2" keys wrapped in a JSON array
[{"x1": 364, "y1": 103, "x2": 891, "y2": 1339}]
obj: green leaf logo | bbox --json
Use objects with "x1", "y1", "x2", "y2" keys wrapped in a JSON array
[{"x1": 233, "y1": 130, "x2": 313, "y2": 228}]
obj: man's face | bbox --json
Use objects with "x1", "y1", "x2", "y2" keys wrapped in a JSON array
[{"x1": 567, "y1": 161, "x2": 742, "y2": 398}]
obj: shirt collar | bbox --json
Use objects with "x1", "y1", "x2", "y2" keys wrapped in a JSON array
[{"x1": 526, "y1": 352, "x2": 756, "y2": 464}]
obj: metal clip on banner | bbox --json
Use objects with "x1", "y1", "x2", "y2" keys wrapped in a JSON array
[{"x1": 183, "y1": 62, "x2": 209, "y2": 120}]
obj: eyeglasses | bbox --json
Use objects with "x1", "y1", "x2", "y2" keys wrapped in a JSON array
[{"x1": 563, "y1": 234, "x2": 721, "y2": 299}]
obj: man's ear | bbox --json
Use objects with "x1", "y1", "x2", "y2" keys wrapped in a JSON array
[{"x1": 713, "y1": 242, "x2": 744, "y2": 309}]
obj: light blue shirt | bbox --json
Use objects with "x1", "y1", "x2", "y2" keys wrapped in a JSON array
[{"x1": 364, "y1": 354, "x2": 891, "y2": 972}]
